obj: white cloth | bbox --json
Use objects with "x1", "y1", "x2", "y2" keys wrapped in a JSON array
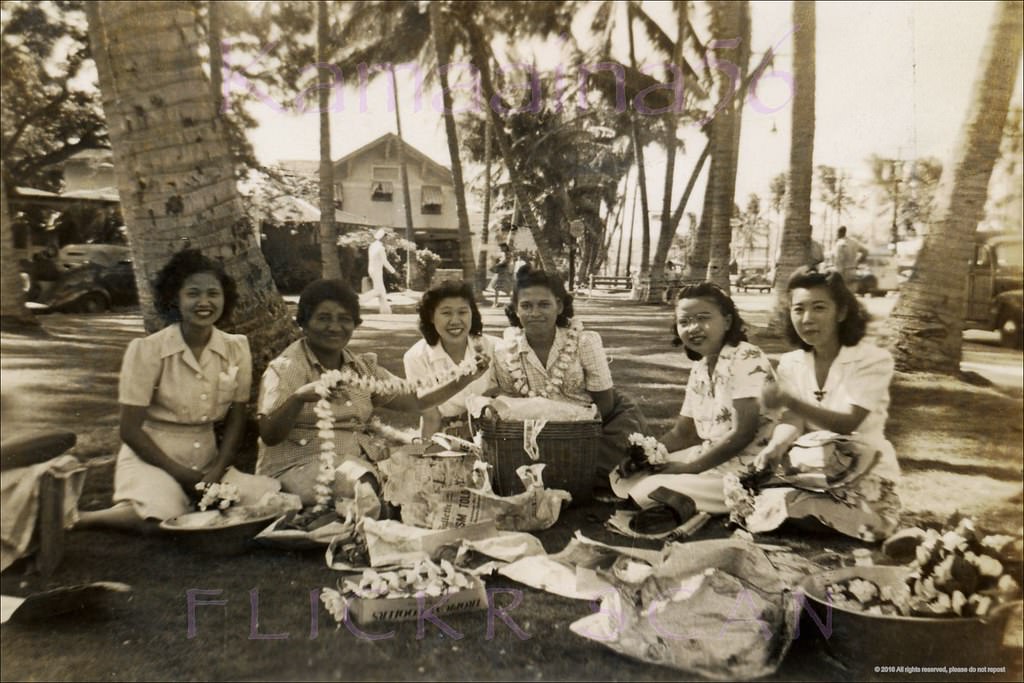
[
  {"x1": 1, "y1": 455, "x2": 86, "y2": 571},
  {"x1": 775, "y1": 341, "x2": 899, "y2": 481},
  {"x1": 402, "y1": 335, "x2": 499, "y2": 417}
]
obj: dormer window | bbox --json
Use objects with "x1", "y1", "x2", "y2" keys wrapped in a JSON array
[{"x1": 421, "y1": 185, "x2": 442, "y2": 214}]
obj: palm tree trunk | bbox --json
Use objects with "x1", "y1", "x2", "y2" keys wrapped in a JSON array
[
  {"x1": 768, "y1": 0, "x2": 816, "y2": 332},
  {"x1": 207, "y1": 1, "x2": 223, "y2": 114},
  {"x1": 0, "y1": 172, "x2": 39, "y2": 331},
  {"x1": 431, "y1": 1, "x2": 477, "y2": 284},
  {"x1": 476, "y1": 117, "x2": 493, "y2": 290},
  {"x1": 391, "y1": 68, "x2": 415, "y2": 289},
  {"x1": 685, "y1": 123, "x2": 717, "y2": 280},
  {"x1": 889, "y1": 0, "x2": 1023, "y2": 373},
  {"x1": 317, "y1": 0, "x2": 341, "y2": 279},
  {"x1": 626, "y1": 3, "x2": 651, "y2": 276},
  {"x1": 706, "y1": 1, "x2": 750, "y2": 291},
  {"x1": 87, "y1": 1, "x2": 298, "y2": 371}
]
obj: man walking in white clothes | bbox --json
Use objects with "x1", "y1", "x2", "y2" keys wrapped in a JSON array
[
  {"x1": 832, "y1": 225, "x2": 868, "y2": 285},
  {"x1": 367, "y1": 228, "x2": 396, "y2": 314}
]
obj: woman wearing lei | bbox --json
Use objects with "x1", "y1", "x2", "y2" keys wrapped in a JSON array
[
  {"x1": 256, "y1": 279, "x2": 486, "y2": 508},
  {"x1": 491, "y1": 266, "x2": 648, "y2": 478}
]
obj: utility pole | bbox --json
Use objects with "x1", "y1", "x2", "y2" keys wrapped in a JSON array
[{"x1": 392, "y1": 68, "x2": 415, "y2": 290}]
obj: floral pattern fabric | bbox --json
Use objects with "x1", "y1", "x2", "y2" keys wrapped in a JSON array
[{"x1": 678, "y1": 340, "x2": 778, "y2": 474}]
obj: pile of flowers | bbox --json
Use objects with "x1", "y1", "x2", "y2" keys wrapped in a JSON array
[
  {"x1": 826, "y1": 518, "x2": 1022, "y2": 618},
  {"x1": 194, "y1": 481, "x2": 240, "y2": 511},
  {"x1": 619, "y1": 433, "x2": 669, "y2": 477},
  {"x1": 504, "y1": 322, "x2": 582, "y2": 398}
]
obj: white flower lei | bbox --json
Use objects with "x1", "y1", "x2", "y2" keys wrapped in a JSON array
[
  {"x1": 505, "y1": 321, "x2": 583, "y2": 398},
  {"x1": 309, "y1": 348, "x2": 485, "y2": 512}
]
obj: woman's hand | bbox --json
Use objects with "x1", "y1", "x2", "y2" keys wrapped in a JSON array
[
  {"x1": 753, "y1": 442, "x2": 787, "y2": 472},
  {"x1": 294, "y1": 380, "x2": 331, "y2": 403},
  {"x1": 761, "y1": 380, "x2": 792, "y2": 411}
]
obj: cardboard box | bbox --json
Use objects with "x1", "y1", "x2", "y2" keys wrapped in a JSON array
[{"x1": 345, "y1": 577, "x2": 488, "y2": 625}]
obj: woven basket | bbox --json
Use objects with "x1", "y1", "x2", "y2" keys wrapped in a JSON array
[{"x1": 476, "y1": 412, "x2": 601, "y2": 504}]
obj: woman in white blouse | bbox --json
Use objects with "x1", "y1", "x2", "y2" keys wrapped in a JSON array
[
  {"x1": 750, "y1": 267, "x2": 901, "y2": 540},
  {"x1": 403, "y1": 280, "x2": 498, "y2": 439}
]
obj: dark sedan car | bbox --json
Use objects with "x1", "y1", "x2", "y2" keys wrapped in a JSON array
[{"x1": 37, "y1": 258, "x2": 139, "y2": 313}]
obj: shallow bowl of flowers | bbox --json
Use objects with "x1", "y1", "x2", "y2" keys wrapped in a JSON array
[{"x1": 159, "y1": 507, "x2": 283, "y2": 556}]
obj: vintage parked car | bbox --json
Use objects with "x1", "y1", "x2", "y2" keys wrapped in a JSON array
[
  {"x1": 734, "y1": 268, "x2": 772, "y2": 293},
  {"x1": 853, "y1": 250, "x2": 902, "y2": 296},
  {"x1": 965, "y1": 233, "x2": 1023, "y2": 349},
  {"x1": 34, "y1": 257, "x2": 138, "y2": 314}
]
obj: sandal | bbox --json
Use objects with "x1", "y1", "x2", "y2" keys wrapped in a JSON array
[{"x1": 629, "y1": 487, "x2": 697, "y2": 535}]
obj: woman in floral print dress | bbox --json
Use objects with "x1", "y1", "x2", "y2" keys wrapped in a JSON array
[{"x1": 610, "y1": 282, "x2": 777, "y2": 512}]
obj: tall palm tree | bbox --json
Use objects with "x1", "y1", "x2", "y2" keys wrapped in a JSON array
[
  {"x1": 889, "y1": 0, "x2": 1022, "y2": 373},
  {"x1": 705, "y1": 0, "x2": 751, "y2": 290},
  {"x1": 429, "y1": 1, "x2": 475, "y2": 284},
  {"x1": 767, "y1": 0, "x2": 816, "y2": 331},
  {"x1": 316, "y1": 0, "x2": 341, "y2": 279},
  {"x1": 86, "y1": 1, "x2": 297, "y2": 368}
]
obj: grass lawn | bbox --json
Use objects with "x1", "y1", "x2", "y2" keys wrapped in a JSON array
[{"x1": 1, "y1": 296, "x2": 1021, "y2": 681}]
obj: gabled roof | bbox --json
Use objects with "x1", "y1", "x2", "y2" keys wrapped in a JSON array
[{"x1": 333, "y1": 133, "x2": 452, "y2": 184}]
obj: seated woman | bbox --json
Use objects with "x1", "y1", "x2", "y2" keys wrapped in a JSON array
[
  {"x1": 490, "y1": 266, "x2": 647, "y2": 477},
  {"x1": 749, "y1": 267, "x2": 901, "y2": 540},
  {"x1": 403, "y1": 280, "x2": 499, "y2": 440},
  {"x1": 78, "y1": 249, "x2": 252, "y2": 531},
  {"x1": 256, "y1": 279, "x2": 486, "y2": 506},
  {"x1": 610, "y1": 283, "x2": 778, "y2": 512}
]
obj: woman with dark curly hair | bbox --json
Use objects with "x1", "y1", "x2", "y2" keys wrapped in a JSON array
[
  {"x1": 743, "y1": 267, "x2": 901, "y2": 540},
  {"x1": 403, "y1": 280, "x2": 498, "y2": 439},
  {"x1": 610, "y1": 282, "x2": 779, "y2": 512},
  {"x1": 491, "y1": 266, "x2": 647, "y2": 477},
  {"x1": 256, "y1": 279, "x2": 486, "y2": 505},
  {"x1": 78, "y1": 249, "x2": 251, "y2": 530}
]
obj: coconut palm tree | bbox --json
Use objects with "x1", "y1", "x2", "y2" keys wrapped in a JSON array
[
  {"x1": 86, "y1": 1, "x2": 297, "y2": 368},
  {"x1": 316, "y1": 1, "x2": 341, "y2": 279},
  {"x1": 888, "y1": 0, "x2": 1023, "y2": 373},
  {"x1": 705, "y1": 0, "x2": 751, "y2": 290},
  {"x1": 767, "y1": 0, "x2": 816, "y2": 331}
]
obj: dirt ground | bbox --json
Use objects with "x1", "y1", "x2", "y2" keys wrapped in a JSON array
[{"x1": 1, "y1": 294, "x2": 1022, "y2": 681}]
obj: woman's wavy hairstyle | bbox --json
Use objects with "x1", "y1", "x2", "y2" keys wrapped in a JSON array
[
  {"x1": 783, "y1": 266, "x2": 869, "y2": 350},
  {"x1": 417, "y1": 280, "x2": 483, "y2": 345},
  {"x1": 153, "y1": 249, "x2": 237, "y2": 324},
  {"x1": 670, "y1": 282, "x2": 748, "y2": 360},
  {"x1": 505, "y1": 266, "x2": 574, "y2": 328},
  {"x1": 296, "y1": 278, "x2": 362, "y2": 328}
]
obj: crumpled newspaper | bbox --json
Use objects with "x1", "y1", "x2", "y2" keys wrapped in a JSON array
[
  {"x1": 423, "y1": 464, "x2": 571, "y2": 531},
  {"x1": 569, "y1": 539, "x2": 820, "y2": 681},
  {"x1": 378, "y1": 447, "x2": 478, "y2": 528}
]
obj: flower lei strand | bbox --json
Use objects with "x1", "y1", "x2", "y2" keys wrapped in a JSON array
[
  {"x1": 309, "y1": 351, "x2": 485, "y2": 513},
  {"x1": 505, "y1": 321, "x2": 583, "y2": 398},
  {"x1": 195, "y1": 481, "x2": 240, "y2": 511}
]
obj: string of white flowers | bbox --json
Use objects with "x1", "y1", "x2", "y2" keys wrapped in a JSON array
[
  {"x1": 505, "y1": 321, "x2": 583, "y2": 398},
  {"x1": 309, "y1": 350, "x2": 485, "y2": 513}
]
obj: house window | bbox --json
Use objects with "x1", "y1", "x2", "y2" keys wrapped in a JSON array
[
  {"x1": 421, "y1": 185, "x2": 443, "y2": 215},
  {"x1": 371, "y1": 166, "x2": 398, "y2": 201},
  {"x1": 371, "y1": 180, "x2": 394, "y2": 202},
  {"x1": 333, "y1": 184, "x2": 344, "y2": 209}
]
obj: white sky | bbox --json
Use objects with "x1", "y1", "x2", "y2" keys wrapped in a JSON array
[{"x1": 243, "y1": 1, "x2": 1018, "y2": 249}]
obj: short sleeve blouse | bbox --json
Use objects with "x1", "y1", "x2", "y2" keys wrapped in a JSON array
[
  {"x1": 402, "y1": 334, "x2": 499, "y2": 417},
  {"x1": 679, "y1": 341, "x2": 775, "y2": 444},
  {"x1": 118, "y1": 323, "x2": 252, "y2": 425},
  {"x1": 492, "y1": 324, "x2": 613, "y2": 405},
  {"x1": 776, "y1": 341, "x2": 898, "y2": 480}
]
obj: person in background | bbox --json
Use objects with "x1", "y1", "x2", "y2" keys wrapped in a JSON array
[
  {"x1": 486, "y1": 243, "x2": 513, "y2": 308},
  {"x1": 831, "y1": 225, "x2": 869, "y2": 286}
]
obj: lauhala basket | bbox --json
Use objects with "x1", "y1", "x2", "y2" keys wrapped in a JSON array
[{"x1": 474, "y1": 407, "x2": 601, "y2": 504}]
